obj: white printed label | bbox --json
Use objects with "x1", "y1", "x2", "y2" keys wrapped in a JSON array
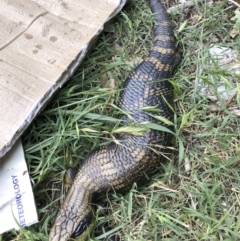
[{"x1": 0, "y1": 140, "x2": 38, "y2": 234}]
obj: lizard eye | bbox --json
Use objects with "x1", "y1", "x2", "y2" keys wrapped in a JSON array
[{"x1": 71, "y1": 215, "x2": 92, "y2": 238}]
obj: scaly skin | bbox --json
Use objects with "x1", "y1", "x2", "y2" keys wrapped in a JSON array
[{"x1": 49, "y1": 0, "x2": 178, "y2": 240}]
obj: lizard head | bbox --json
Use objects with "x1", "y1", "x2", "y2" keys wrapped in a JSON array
[{"x1": 49, "y1": 206, "x2": 93, "y2": 241}]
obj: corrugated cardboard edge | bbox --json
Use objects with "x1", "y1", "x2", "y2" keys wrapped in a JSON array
[{"x1": 0, "y1": 0, "x2": 127, "y2": 160}]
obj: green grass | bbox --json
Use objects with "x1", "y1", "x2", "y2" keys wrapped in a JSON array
[{"x1": 2, "y1": 0, "x2": 240, "y2": 240}]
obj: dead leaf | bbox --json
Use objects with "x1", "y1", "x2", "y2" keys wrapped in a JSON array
[
  {"x1": 100, "y1": 71, "x2": 115, "y2": 111},
  {"x1": 230, "y1": 28, "x2": 239, "y2": 39}
]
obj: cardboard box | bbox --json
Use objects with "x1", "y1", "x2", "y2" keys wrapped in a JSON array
[{"x1": 0, "y1": 0, "x2": 127, "y2": 160}]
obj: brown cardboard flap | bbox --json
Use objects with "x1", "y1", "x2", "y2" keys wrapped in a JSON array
[{"x1": 0, "y1": 0, "x2": 127, "y2": 159}]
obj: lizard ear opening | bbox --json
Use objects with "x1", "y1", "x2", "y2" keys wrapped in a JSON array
[{"x1": 71, "y1": 214, "x2": 93, "y2": 239}]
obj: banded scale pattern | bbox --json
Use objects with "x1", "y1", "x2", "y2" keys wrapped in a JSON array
[{"x1": 49, "y1": 0, "x2": 178, "y2": 240}]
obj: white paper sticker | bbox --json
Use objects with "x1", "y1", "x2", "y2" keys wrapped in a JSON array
[{"x1": 0, "y1": 140, "x2": 38, "y2": 234}]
